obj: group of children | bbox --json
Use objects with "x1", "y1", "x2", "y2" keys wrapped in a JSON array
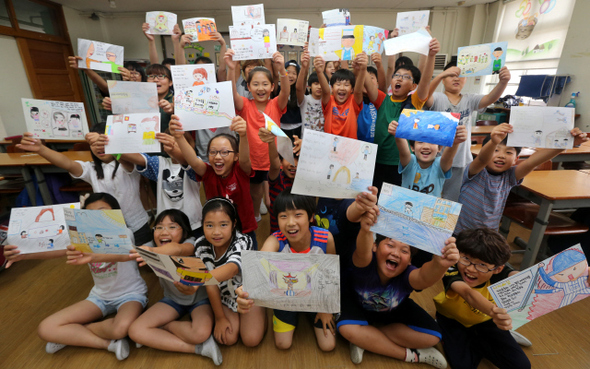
[{"x1": 4, "y1": 14, "x2": 590, "y2": 369}]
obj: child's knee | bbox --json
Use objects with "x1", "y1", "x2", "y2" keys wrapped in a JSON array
[
  {"x1": 337, "y1": 324, "x2": 356, "y2": 341},
  {"x1": 110, "y1": 322, "x2": 132, "y2": 339},
  {"x1": 317, "y1": 338, "x2": 336, "y2": 352},
  {"x1": 127, "y1": 321, "x2": 144, "y2": 342},
  {"x1": 37, "y1": 319, "x2": 55, "y2": 341},
  {"x1": 274, "y1": 332, "x2": 293, "y2": 350},
  {"x1": 241, "y1": 331, "x2": 264, "y2": 347}
]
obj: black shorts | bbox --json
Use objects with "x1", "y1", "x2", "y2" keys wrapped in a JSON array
[
  {"x1": 250, "y1": 170, "x2": 269, "y2": 184},
  {"x1": 273, "y1": 309, "x2": 324, "y2": 332}
]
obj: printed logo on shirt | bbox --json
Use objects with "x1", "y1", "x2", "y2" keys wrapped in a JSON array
[
  {"x1": 227, "y1": 183, "x2": 237, "y2": 192},
  {"x1": 332, "y1": 107, "x2": 350, "y2": 126}
]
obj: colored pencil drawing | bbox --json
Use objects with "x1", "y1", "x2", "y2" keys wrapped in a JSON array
[
  {"x1": 396, "y1": 10, "x2": 430, "y2": 36},
  {"x1": 7, "y1": 203, "x2": 79, "y2": 254},
  {"x1": 263, "y1": 113, "x2": 294, "y2": 166},
  {"x1": 22, "y1": 98, "x2": 89, "y2": 140},
  {"x1": 145, "y1": 11, "x2": 177, "y2": 35},
  {"x1": 458, "y1": 41, "x2": 508, "y2": 77},
  {"x1": 182, "y1": 17, "x2": 217, "y2": 42},
  {"x1": 488, "y1": 245, "x2": 590, "y2": 330},
  {"x1": 383, "y1": 28, "x2": 432, "y2": 56},
  {"x1": 242, "y1": 251, "x2": 340, "y2": 313},
  {"x1": 170, "y1": 64, "x2": 217, "y2": 91},
  {"x1": 276, "y1": 19, "x2": 309, "y2": 47},
  {"x1": 107, "y1": 81, "x2": 159, "y2": 115},
  {"x1": 229, "y1": 24, "x2": 277, "y2": 61},
  {"x1": 64, "y1": 208, "x2": 134, "y2": 254},
  {"x1": 174, "y1": 81, "x2": 235, "y2": 131},
  {"x1": 77, "y1": 38, "x2": 123, "y2": 74},
  {"x1": 507, "y1": 106, "x2": 575, "y2": 149},
  {"x1": 371, "y1": 183, "x2": 462, "y2": 256},
  {"x1": 291, "y1": 130, "x2": 376, "y2": 199},
  {"x1": 105, "y1": 113, "x2": 161, "y2": 154},
  {"x1": 322, "y1": 8, "x2": 351, "y2": 27},
  {"x1": 397, "y1": 109, "x2": 460, "y2": 147},
  {"x1": 310, "y1": 25, "x2": 387, "y2": 61},
  {"x1": 231, "y1": 4, "x2": 265, "y2": 27}
]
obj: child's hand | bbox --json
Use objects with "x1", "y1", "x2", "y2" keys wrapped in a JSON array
[
  {"x1": 214, "y1": 316, "x2": 233, "y2": 345},
  {"x1": 498, "y1": 67, "x2": 511, "y2": 83},
  {"x1": 355, "y1": 186, "x2": 379, "y2": 213},
  {"x1": 142, "y1": 23, "x2": 154, "y2": 41},
  {"x1": 293, "y1": 135, "x2": 302, "y2": 154},
  {"x1": 172, "y1": 24, "x2": 181, "y2": 42},
  {"x1": 429, "y1": 38, "x2": 440, "y2": 56},
  {"x1": 210, "y1": 32, "x2": 226, "y2": 45},
  {"x1": 258, "y1": 127, "x2": 275, "y2": 143},
  {"x1": 230, "y1": 116, "x2": 247, "y2": 138},
  {"x1": 66, "y1": 245, "x2": 92, "y2": 265},
  {"x1": 440, "y1": 66, "x2": 461, "y2": 79},
  {"x1": 425, "y1": 25, "x2": 432, "y2": 35},
  {"x1": 371, "y1": 52, "x2": 382, "y2": 67},
  {"x1": 360, "y1": 205, "x2": 379, "y2": 232},
  {"x1": 354, "y1": 52, "x2": 368, "y2": 70},
  {"x1": 3, "y1": 245, "x2": 23, "y2": 268},
  {"x1": 490, "y1": 123, "x2": 513, "y2": 144},
  {"x1": 454, "y1": 125, "x2": 467, "y2": 145},
  {"x1": 180, "y1": 34, "x2": 193, "y2": 48},
  {"x1": 156, "y1": 133, "x2": 178, "y2": 153},
  {"x1": 387, "y1": 120, "x2": 399, "y2": 136},
  {"x1": 174, "y1": 281, "x2": 199, "y2": 295},
  {"x1": 235, "y1": 286, "x2": 255, "y2": 314},
  {"x1": 272, "y1": 52, "x2": 286, "y2": 73},
  {"x1": 169, "y1": 116, "x2": 184, "y2": 138},
  {"x1": 224, "y1": 49, "x2": 237, "y2": 70},
  {"x1": 571, "y1": 127, "x2": 588, "y2": 147},
  {"x1": 437, "y1": 237, "x2": 459, "y2": 268},
  {"x1": 390, "y1": 28, "x2": 399, "y2": 38},
  {"x1": 489, "y1": 305, "x2": 512, "y2": 330},
  {"x1": 68, "y1": 56, "x2": 82, "y2": 70},
  {"x1": 314, "y1": 55, "x2": 325, "y2": 74},
  {"x1": 159, "y1": 99, "x2": 173, "y2": 114},
  {"x1": 314, "y1": 313, "x2": 336, "y2": 337},
  {"x1": 102, "y1": 97, "x2": 112, "y2": 111},
  {"x1": 301, "y1": 51, "x2": 311, "y2": 69},
  {"x1": 85, "y1": 132, "x2": 100, "y2": 145},
  {"x1": 16, "y1": 132, "x2": 42, "y2": 152},
  {"x1": 118, "y1": 67, "x2": 132, "y2": 81},
  {"x1": 129, "y1": 245, "x2": 152, "y2": 267}
]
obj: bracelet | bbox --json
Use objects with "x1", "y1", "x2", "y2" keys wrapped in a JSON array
[{"x1": 280, "y1": 71, "x2": 288, "y2": 77}]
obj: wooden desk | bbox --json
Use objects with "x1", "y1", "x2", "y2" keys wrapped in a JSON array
[
  {"x1": 0, "y1": 153, "x2": 43, "y2": 204},
  {"x1": 471, "y1": 126, "x2": 494, "y2": 136},
  {"x1": 509, "y1": 170, "x2": 590, "y2": 268}
]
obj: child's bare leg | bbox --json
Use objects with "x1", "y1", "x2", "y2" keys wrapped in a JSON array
[
  {"x1": 263, "y1": 180, "x2": 271, "y2": 208},
  {"x1": 314, "y1": 326, "x2": 336, "y2": 352},
  {"x1": 378, "y1": 322, "x2": 440, "y2": 349},
  {"x1": 38, "y1": 300, "x2": 109, "y2": 349},
  {"x1": 240, "y1": 305, "x2": 267, "y2": 347},
  {"x1": 86, "y1": 301, "x2": 144, "y2": 340},
  {"x1": 339, "y1": 324, "x2": 406, "y2": 360},
  {"x1": 250, "y1": 182, "x2": 264, "y2": 218},
  {"x1": 163, "y1": 304, "x2": 213, "y2": 345},
  {"x1": 274, "y1": 330, "x2": 295, "y2": 350},
  {"x1": 218, "y1": 305, "x2": 240, "y2": 346}
]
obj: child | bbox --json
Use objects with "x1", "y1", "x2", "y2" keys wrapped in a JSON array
[
  {"x1": 279, "y1": 60, "x2": 303, "y2": 140},
  {"x1": 434, "y1": 228, "x2": 531, "y2": 369},
  {"x1": 358, "y1": 53, "x2": 387, "y2": 143},
  {"x1": 128, "y1": 209, "x2": 221, "y2": 365},
  {"x1": 171, "y1": 116, "x2": 259, "y2": 249},
  {"x1": 388, "y1": 120, "x2": 467, "y2": 197},
  {"x1": 324, "y1": 61, "x2": 336, "y2": 81},
  {"x1": 314, "y1": 52, "x2": 367, "y2": 139},
  {"x1": 455, "y1": 124, "x2": 588, "y2": 234},
  {"x1": 4, "y1": 193, "x2": 148, "y2": 360},
  {"x1": 337, "y1": 205, "x2": 458, "y2": 367},
  {"x1": 236, "y1": 189, "x2": 337, "y2": 351},
  {"x1": 424, "y1": 61, "x2": 511, "y2": 201},
  {"x1": 17, "y1": 128, "x2": 151, "y2": 245},
  {"x1": 174, "y1": 198, "x2": 267, "y2": 347},
  {"x1": 296, "y1": 51, "x2": 324, "y2": 134}
]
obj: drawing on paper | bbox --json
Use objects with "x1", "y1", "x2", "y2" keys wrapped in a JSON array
[
  {"x1": 107, "y1": 81, "x2": 159, "y2": 115},
  {"x1": 291, "y1": 130, "x2": 376, "y2": 199},
  {"x1": 276, "y1": 19, "x2": 309, "y2": 47},
  {"x1": 182, "y1": 17, "x2": 217, "y2": 42},
  {"x1": 507, "y1": 106, "x2": 575, "y2": 149},
  {"x1": 174, "y1": 81, "x2": 235, "y2": 131},
  {"x1": 322, "y1": 8, "x2": 351, "y2": 27},
  {"x1": 77, "y1": 38, "x2": 124, "y2": 74},
  {"x1": 263, "y1": 113, "x2": 295, "y2": 166},
  {"x1": 310, "y1": 26, "x2": 387, "y2": 61},
  {"x1": 242, "y1": 250, "x2": 340, "y2": 313},
  {"x1": 396, "y1": 10, "x2": 430, "y2": 36},
  {"x1": 371, "y1": 183, "x2": 462, "y2": 256},
  {"x1": 170, "y1": 64, "x2": 217, "y2": 91},
  {"x1": 231, "y1": 4, "x2": 265, "y2": 26},
  {"x1": 458, "y1": 41, "x2": 508, "y2": 77},
  {"x1": 383, "y1": 28, "x2": 432, "y2": 56},
  {"x1": 7, "y1": 203, "x2": 79, "y2": 254},
  {"x1": 104, "y1": 113, "x2": 161, "y2": 154},
  {"x1": 145, "y1": 11, "x2": 177, "y2": 35},
  {"x1": 397, "y1": 109, "x2": 460, "y2": 147},
  {"x1": 64, "y1": 208, "x2": 134, "y2": 254},
  {"x1": 229, "y1": 24, "x2": 277, "y2": 61},
  {"x1": 488, "y1": 245, "x2": 590, "y2": 330},
  {"x1": 22, "y1": 98, "x2": 89, "y2": 140}
]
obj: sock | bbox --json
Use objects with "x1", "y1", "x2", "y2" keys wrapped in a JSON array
[
  {"x1": 510, "y1": 330, "x2": 532, "y2": 347},
  {"x1": 195, "y1": 335, "x2": 222, "y2": 366},
  {"x1": 107, "y1": 338, "x2": 130, "y2": 361},
  {"x1": 405, "y1": 347, "x2": 447, "y2": 369},
  {"x1": 45, "y1": 342, "x2": 67, "y2": 354},
  {"x1": 349, "y1": 342, "x2": 364, "y2": 364}
]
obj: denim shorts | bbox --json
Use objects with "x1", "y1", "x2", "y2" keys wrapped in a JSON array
[
  {"x1": 86, "y1": 293, "x2": 148, "y2": 317},
  {"x1": 160, "y1": 297, "x2": 210, "y2": 317}
]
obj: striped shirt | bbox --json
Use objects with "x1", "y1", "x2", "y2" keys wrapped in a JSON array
[
  {"x1": 268, "y1": 171, "x2": 294, "y2": 233},
  {"x1": 274, "y1": 226, "x2": 329, "y2": 254}
]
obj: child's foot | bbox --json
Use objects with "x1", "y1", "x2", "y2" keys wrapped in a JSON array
[
  {"x1": 349, "y1": 342, "x2": 364, "y2": 364},
  {"x1": 195, "y1": 335, "x2": 222, "y2": 366},
  {"x1": 260, "y1": 202, "x2": 268, "y2": 215},
  {"x1": 405, "y1": 347, "x2": 447, "y2": 369},
  {"x1": 45, "y1": 342, "x2": 67, "y2": 354},
  {"x1": 108, "y1": 338, "x2": 130, "y2": 361},
  {"x1": 510, "y1": 330, "x2": 532, "y2": 347}
]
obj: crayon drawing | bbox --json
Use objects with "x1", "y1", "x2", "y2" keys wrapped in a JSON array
[
  {"x1": 362, "y1": 26, "x2": 388, "y2": 55},
  {"x1": 488, "y1": 245, "x2": 590, "y2": 330},
  {"x1": 263, "y1": 113, "x2": 294, "y2": 166},
  {"x1": 507, "y1": 106, "x2": 575, "y2": 149},
  {"x1": 104, "y1": 113, "x2": 161, "y2": 154},
  {"x1": 174, "y1": 81, "x2": 235, "y2": 130},
  {"x1": 276, "y1": 19, "x2": 309, "y2": 47},
  {"x1": 322, "y1": 8, "x2": 351, "y2": 27},
  {"x1": 64, "y1": 208, "x2": 134, "y2": 254},
  {"x1": 22, "y1": 98, "x2": 89, "y2": 140},
  {"x1": 170, "y1": 64, "x2": 217, "y2": 90},
  {"x1": 145, "y1": 11, "x2": 177, "y2": 35},
  {"x1": 7, "y1": 203, "x2": 79, "y2": 254},
  {"x1": 182, "y1": 17, "x2": 217, "y2": 42},
  {"x1": 312, "y1": 26, "x2": 386, "y2": 61},
  {"x1": 371, "y1": 183, "x2": 462, "y2": 256},
  {"x1": 291, "y1": 130, "x2": 376, "y2": 199},
  {"x1": 397, "y1": 109, "x2": 460, "y2": 147},
  {"x1": 77, "y1": 38, "x2": 124, "y2": 73},
  {"x1": 107, "y1": 81, "x2": 159, "y2": 115},
  {"x1": 136, "y1": 248, "x2": 219, "y2": 286},
  {"x1": 242, "y1": 251, "x2": 340, "y2": 313},
  {"x1": 229, "y1": 24, "x2": 277, "y2": 60},
  {"x1": 396, "y1": 10, "x2": 430, "y2": 36},
  {"x1": 458, "y1": 41, "x2": 508, "y2": 77},
  {"x1": 231, "y1": 4, "x2": 265, "y2": 26}
]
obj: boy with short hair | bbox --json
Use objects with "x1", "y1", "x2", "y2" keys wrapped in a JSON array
[
  {"x1": 296, "y1": 51, "x2": 324, "y2": 134},
  {"x1": 356, "y1": 53, "x2": 387, "y2": 143},
  {"x1": 434, "y1": 228, "x2": 531, "y2": 369}
]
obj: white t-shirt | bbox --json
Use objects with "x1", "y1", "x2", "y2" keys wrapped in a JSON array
[
  {"x1": 299, "y1": 95, "x2": 325, "y2": 135},
  {"x1": 136, "y1": 155, "x2": 203, "y2": 230},
  {"x1": 73, "y1": 161, "x2": 149, "y2": 232}
]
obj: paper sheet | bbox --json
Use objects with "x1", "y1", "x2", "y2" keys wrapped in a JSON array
[
  {"x1": 312, "y1": 26, "x2": 388, "y2": 61},
  {"x1": 170, "y1": 64, "x2": 217, "y2": 90},
  {"x1": 174, "y1": 81, "x2": 235, "y2": 131},
  {"x1": 276, "y1": 19, "x2": 309, "y2": 46},
  {"x1": 77, "y1": 38, "x2": 123, "y2": 73},
  {"x1": 507, "y1": 106, "x2": 575, "y2": 149},
  {"x1": 458, "y1": 41, "x2": 508, "y2": 77},
  {"x1": 182, "y1": 17, "x2": 218, "y2": 41},
  {"x1": 383, "y1": 28, "x2": 432, "y2": 56},
  {"x1": 145, "y1": 11, "x2": 177, "y2": 35},
  {"x1": 107, "y1": 81, "x2": 159, "y2": 115},
  {"x1": 263, "y1": 113, "x2": 294, "y2": 165},
  {"x1": 229, "y1": 24, "x2": 277, "y2": 60},
  {"x1": 21, "y1": 98, "x2": 89, "y2": 140},
  {"x1": 231, "y1": 4, "x2": 265, "y2": 27},
  {"x1": 396, "y1": 10, "x2": 430, "y2": 36},
  {"x1": 322, "y1": 8, "x2": 351, "y2": 27},
  {"x1": 397, "y1": 109, "x2": 460, "y2": 147},
  {"x1": 104, "y1": 113, "x2": 161, "y2": 154}
]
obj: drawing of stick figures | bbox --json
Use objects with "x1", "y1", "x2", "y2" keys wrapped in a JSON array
[
  {"x1": 327, "y1": 164, "x2": 334, "y2": 180},
  {"x1": 333, "y1": 137, "x2": 339, "y2": 152},
  {"x1": 363, "y1": 145, "x2": 370, "y2": 160}
]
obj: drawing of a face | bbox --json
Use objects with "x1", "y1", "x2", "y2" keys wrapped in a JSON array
[
  {"x1": 263, "y1": 29, "x2": 269, "y2": 37},
  {"x1": 404, "y1": 202, "x2": 413, "y2": 214},
  {"x1": 157, "y1": 15, "x2": 165, "y2": 24},
  {"x1": 342, "y1": 37, "x2": 355, "y2": 48},
  {"x1": 95, "y1": 234, "x2": 103, "y2": 243},
  {"x1": 283, "y1": 26, "x2": 287, "y2": 32},
  {"x1": 53, "y1": 112, "x2": 66, "y2": 127},
  {"x1": 534, "y1": 130, "x2": 542, "y2": 137},
  {"x1": 551, "y1": 260, "x2": 587, "y2": 283},
  {"x1": 68, "y1": 114, "x2": 81, "y2": 129},
  {"x1": 86, "y1": 42, "x2": 95, "y2": 58},
  {"x1": 30, "y1": 107, "x2": 39, "y2": 121},
  {"x1": 106, "y1": 51, "x2": 116, "y2": 62},
  {"x1": 493, "y1": 48, "x2": 503, "y2": 59}
]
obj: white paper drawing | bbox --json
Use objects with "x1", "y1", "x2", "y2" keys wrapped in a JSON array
[
  {"x1": 263, "y1": 113, "x2": 295, "y2": 166},
  {"x1": 7, "y1": 203, "x2": 80, "y2": 254},
  {"x1": 312, "y1": 26, "x2": 388, "y2": 61},
  {"x1": 22, "y1": 98, "x2": 89, "y2": 140},
  {"x1": 507, "y1": 106, "x2": 575, "y2": 149},
  {"x1": 77, "y1": 38, "x2": 124, "y2": 73},
  {"x1": 231, "y1": 4, "x2": 265, "y2": 27},
  {"x1": 170, "y1": 64, "x2": 217, "y2": 91},
  {"x1": 242, "y1": 250, "x2": 340, "y2": 313},
  {"x1": 308, "y1": 28, "x2": 320, "y2": 55},
  {"x1": 174, "y1": 81, "x2": 235, "y2": 131},
  {"x1": 229, "y1": 24, "x2": 277, "y2": 61},
  {"x1": 383, "y1": 28, "x2": 432, "y2": 56},
  {"x1": 322, "y1": 8, "x2": 351, "y2": 27},
  {"x1": 277, "y1": 19, "x2": 309, "y2": 46},
  {"x1": 182, "y1": 17, "x2": 218, "y2": 41},
  {"x1": 107, "y1": 81, "x2": 159, "y2": 115},
  {"x1": 458, "y1": 41, "x2": 508, "y2": 77},
  {"x1": 291, "y1": 130, "x2": 377, "y2": 199},
  {"x1": 104, "y1": 113, "x2": 161, "y2": 154},
  {"x1": 145, "y1": 11, "x2": 177, "y2": 35},
  {"x1": 371, "y1": 183, "x2": 462, "y2": 256},
  {"x1": 396, "y1": 10, "x2": 430, "y2": 36}
]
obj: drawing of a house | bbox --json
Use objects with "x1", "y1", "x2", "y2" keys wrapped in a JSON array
[{"x1": 420, "y1": 199, "x2": 458, "y2": 230}]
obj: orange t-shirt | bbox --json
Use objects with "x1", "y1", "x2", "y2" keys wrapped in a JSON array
[
  {"x1": 322, "y1": 95, "x2": 363, "y2": 139},
  {"x1": 237, "y1": 96, "x2": 286, "y2": 171}
]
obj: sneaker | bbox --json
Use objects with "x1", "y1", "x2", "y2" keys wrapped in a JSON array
[
  {"x1": 45, "y1": 342, "x2": 67, "y2": 354},
  {"x1": 414, "y1": 347, "x2": 447, "y2": 369},
  {"x1": 510, "y1": 330, "x2": 532, "y2": 347},
  {"x1": 197, "y1": 335, "x2": 222, "y2": 366},
  {"x1": 108, "y1": 338, "x2": 130, "y2": 361},
  {"x1": 349, "y1": 342, "x2": 364, "y2": 364},
  {"x1": 260, "y1": 202, "x2": 268, "y2": 215},
  {"x1": 255, "y1": 215, "x2": 262, "y2": 223}
]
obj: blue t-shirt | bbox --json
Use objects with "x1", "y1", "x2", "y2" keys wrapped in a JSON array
[
  {"x1": 399, "y1": 156, "x2": 452, "y2": 198},
  {"x1": 357, "y1": 100, "x2": 378, "y2": 143}
]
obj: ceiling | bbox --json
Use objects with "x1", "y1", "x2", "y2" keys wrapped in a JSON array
[{"x1": 51, "y1": 0, "x2": 496, "y2": 13}]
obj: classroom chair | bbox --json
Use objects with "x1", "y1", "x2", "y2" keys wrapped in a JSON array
[{"x1": 475, "y1": 120, "x2": 498, "y2": 126}]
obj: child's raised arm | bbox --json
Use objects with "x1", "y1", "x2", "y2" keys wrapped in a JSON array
[
  {"x1": 388, "y1": 121, "x2": 412, "y2": 167},
  {"x1": 142, "y1": 22, "x2": 159, "y2": 65},
  {"x1": 424, "y1": 66, "x2": 461, "y2": 108},
  {"x1": 478, "y1": 67, "x2": 511, "y2": 109},
  {"x1": 68, "y1": 56, "x2": 109, "y2": 95},
  {"x1": 468, "y1": 123, "x2": 513, "y2": 177},
  {"x1": 273, "y1": 52, "x2": 290, "y2": 110},
  {"x1": 3, "y1": 245, "x2": 66, "y2": 269},
  {"x1": 408, "y1": 237, "x2": 459, "y2": 290},
  {"x1": 172, "y1": 24, "x2": 186, "y2": 65},
  {"x1": 224, "y1": 49, "x2": 244, "y2": 111},
  {"x1": 211, "y1": 32, "x2": 228, "y2": 82},
  {"x1": 157, "y1": 132, "x2": 188, "y2": 166},
  {"x1": 440, "y1": 125, "x2": 467, "y2": 172},
  {"x1": 385, "y1": 28, "x2": 399, "y2": 92},
  {"x1": 415, "y1": 38, "x2": 439, "y2": 102},
  {"x1": 352, "y1": 206, "x2": 380, "y2": 268},
  {"x1": 231, "y1": 116, "x2": 251, "y2": 175},
  {"x1": 169, "y1": 116, "x2": 207, "y2": 177},
  {"x1": 314, "y1": 55, "x2": 331, "y2": 106},
  {"x1": 259, "y1": 127, "x2": 280, "y2": 181},
  {"x1": 371, "y1": 52, "x2": 387, "y2": 93},
  {"x1": 296, "y1": 51, "x2": 311, "y2": 105},
  {"x1": 346, "y1": 186, "x2": 379, "y2": 223},
  {"x1": 17, "y1": 132, "x2": 83, "y2": 177},
  {"x1": 353, "y1": 52, "x2": 368, "y2": 106}
]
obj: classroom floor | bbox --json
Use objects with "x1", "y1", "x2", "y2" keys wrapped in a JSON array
[{"x1": 1, "y1": 206, "x2": 590, "y2": 369}]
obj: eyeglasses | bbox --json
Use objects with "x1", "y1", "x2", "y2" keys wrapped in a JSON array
[
  {"x1": 392, "y1": 73, "x2": 414, "y2": 81},
  {"x1": 130, "y1": 71, "x2": 141, "y2": 76},
  {"x1": 458, "y1": 256, "x2": 498, "y2": 273},
  {"x1": 153, "y1": 225, "x2": 180, "y2": 232},
  {"x1": 208, "y1": 149, "x2": 234, "y2": 157},
  {"x1": 147, "y1": 74, "x2": 168, "y2": 80},
  {"x1": 106, "y1": 52, "x2": 116, "y2": 59}
]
